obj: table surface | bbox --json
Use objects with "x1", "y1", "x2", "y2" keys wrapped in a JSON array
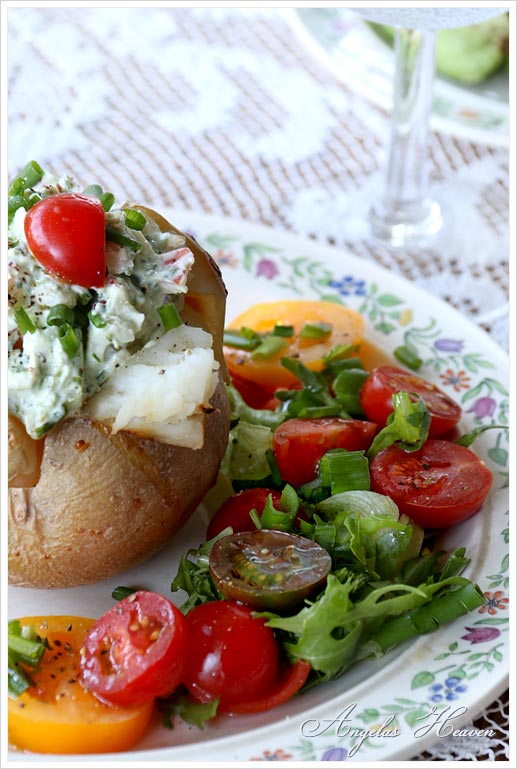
[{"x1": 7, "y1": 5, "x2": 510, "y2": 762}]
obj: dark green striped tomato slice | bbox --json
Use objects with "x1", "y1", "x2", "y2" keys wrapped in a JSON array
[{"x1": 209, "y1": 529, "x2": 331, "y2": 611}]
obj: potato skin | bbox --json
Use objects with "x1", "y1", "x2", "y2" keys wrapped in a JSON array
[{"x1": 9, "y1": 211, "x2": 230, "y2": 588}]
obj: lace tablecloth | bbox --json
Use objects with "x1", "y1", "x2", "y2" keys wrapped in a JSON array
[{"x1": 7, "y1": 5, "x2": 510, "y2": 762}]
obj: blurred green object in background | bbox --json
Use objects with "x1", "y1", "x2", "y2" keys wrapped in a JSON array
[{"x1": 370, "y1": 14, "x2": 509, "y2": 84}]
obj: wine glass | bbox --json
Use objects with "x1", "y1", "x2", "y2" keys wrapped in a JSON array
[{"x1": 351, "y1": 7, "x2": 507, "y2": 248}]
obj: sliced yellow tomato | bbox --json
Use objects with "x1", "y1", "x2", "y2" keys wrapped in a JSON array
[
  {"x1": 8, "y1": 616, "x2": 155, "y2": 755},
  {"x1": 225, "y1": 300, "x2": 365, "y2": 389}
]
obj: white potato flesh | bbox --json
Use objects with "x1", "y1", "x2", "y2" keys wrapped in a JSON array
[{"x1": 85, "y1": 326, "x2": 219, "y2": 448}]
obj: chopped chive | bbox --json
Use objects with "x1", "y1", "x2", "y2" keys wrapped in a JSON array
[
  {"x1": 300, "y1": 322, "x2": 332, "y2": 340},
  {"x1": 9, "y1": 160, "x2": 44, "y2": 196},
  {"x1": 88, "y1": 311, "x2": 107, "y2": 329},
  {"x1": 15, "y1": 307, "x2": 36, "y2": 334},
  {"x1": 251, "y1": 335, "x2": 288, "y2": 361},
  {"x1": 272, "y1": 324, "x2": 294, "y2": 337},
  {"x1": 158, "y1": 302, "x2": 183, "y2": 331},
  {"x1": 47, "y1": 304, "x2": 75, "y2": 327},
  {"x1": 394, "y1": 344, "x2": 422, "y2": 371},
  {"x1": 58, "y1": 323, "x2": 81, "y2": 359},
  {"x1": 105, "y1": 225, "x2": 141, "y2": 252},
  {"x1": 100, "y1": 192, "x2": 115, "y2": 212},
  {"x1": 124, "y1": 208, "x2": 146, "y2": 231}
]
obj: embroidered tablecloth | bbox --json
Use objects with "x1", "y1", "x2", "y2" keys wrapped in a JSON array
[{"x1": 7, "y1": 5, "x2": 510, "y2": 762}]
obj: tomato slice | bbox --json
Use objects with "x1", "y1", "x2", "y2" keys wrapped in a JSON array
[
  {"x1": 24, "y1": 193, "x2": 106, "y2": 288},
  {"x1": 80, "y1": 591, "x2": 190, "y2": 707},
  {"x1": 8, "y1": 616, "x2": 154, "y2": 755},
  {"x1": 225, "y1": 300, "x2": 364, "y2": 390},
  {"x1": 273, "y1": 417, "x2": 377, "y2": 487},
  {"x1": 360, "y1": 366, "x2": 462, "y2": 438},
  {"x1": 183, "y1": 601, "x2": 280, "y2": 710},
  {"x1": 206, "y1": 488, "x2": 283, "y2": 540},
  {"x1": 220, "y1": 659, "x2": 311, "y2": 715},
  {"x1": 370, "y1": 439, "x2": 493, "y2": 528},
  {"x1": 209, "y1": 529, "x2": 332, "y2": 611}
]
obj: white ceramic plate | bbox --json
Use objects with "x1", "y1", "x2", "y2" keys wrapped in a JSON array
[
  {"x1": 287, "y1": 8, "x2": 509, "y2": 147},
  {"x1": 8, "y1": 212, "x2": 509, "y2": 763}
]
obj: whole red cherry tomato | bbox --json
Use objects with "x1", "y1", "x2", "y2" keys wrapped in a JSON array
[
  {"x1": 360, "y1": 366, "x2": 462, "y2": 438},
  {"x1": 24, "y1": 193, "x2": 106, "y2": 288},
  {"x1": 273, "y1": 417, "x2": 377, "y2": 487},
  {"x1": 369, "y1": 439, "x2": 493, "y2": 528},
  {"x1": 80, "y1": 591, "x2": 190, "y2": 707}
]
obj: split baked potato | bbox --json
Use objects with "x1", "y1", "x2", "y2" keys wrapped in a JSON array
[{"x1": 8, "y1": 182, "x2": 230, "y2": 588}]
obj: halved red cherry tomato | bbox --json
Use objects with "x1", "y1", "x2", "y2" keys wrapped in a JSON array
[
  {"x1": 80, "y1": 591, "x2": 190, "y2": 707},
  {"x1": 222, "y1": 659, "x2": 311, "y2": 715},
  {"x1": 24, "y1": 193, "x2": 106, "y2": 288},
  {"x1": 209, "y1": 529, "x2": 332, "y2": 611},
  {"x1": 206, "y1": 487, "x2": 282, "y2": 540},
  {"x1": 230, "y1": 372, "x2": 277, "y2": 409},
  {"x1": 360, "y1": 366, "x2": 462, "y2": 438},
  {"x1": 273, "y1": 417, "x2": 377, "y2": 487},
  {"x1": 370, "y1": 439, "x2": 493, "y2": 528},
  {"x1": 183, "y1": 601, "x2": 280, "y2": 711}
]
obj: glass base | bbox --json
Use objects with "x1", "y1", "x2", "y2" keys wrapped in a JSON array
[{"x1": 368, "y1": 198, "x2": 443, "y2": 249}]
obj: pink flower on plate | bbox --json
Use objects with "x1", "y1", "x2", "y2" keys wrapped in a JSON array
[
  {"x1": 479, "y1": 590, "x2": 509, "y2": 616},
  {"x1": 461, "y1": 626, "x2": 501, "y2": 644},
  {"x1": 256, "y1": 258, "x2": 279, "y2": 280}
]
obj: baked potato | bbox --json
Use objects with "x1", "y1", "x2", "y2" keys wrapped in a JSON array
[{"x1": 8, "y1": 170, "x2": 230, "y2": 588}]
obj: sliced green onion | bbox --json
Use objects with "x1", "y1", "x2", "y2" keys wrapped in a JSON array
[
  {"x1": 259, "y1": 484, "x2": 300, "y2": 531},
  {"x1": 8, "y1": 194, "x2": 28, "y2": 224},
  {"x1": 105, "y1": 225, "x2": 141, "y2": 252},
  {"x1": 223, "y1": 328, "x2": 262, "y2": 351},
  {"x1": 88, "y1": 311, "x2": 107, "y2": 329},
  {"x1": 124, "y1": 208, "x2": 146, "y2": 231},
  {"x1": 9, "y1": 160, "x2": 44, "y2": 196},
  {"x1": 300, "y1": 322, "x2": 332, "y2": 340},
  {"x1": 322, "y1": 344, "x2": 359, "y2": 365},
  {"x1": 58, "y1": 323, "x2": 81, "y2": 359},
  {"x1": 317, "y1": 449, "x2": 370, "y2": 495},
  {"x1": 333, "y1": 368, "x2": 369, "y2": 414},
  {"x1": 158, "y1": 302, "x2": 182, "y2": 331},
  {"x1": 100, "y1": 192, "x2": 115, "y2": 212},
  {"x1": 265, "y1": 448, "x2": 283, "y2": 486},
  {"x1": 251, "y1": 335, "x2": 288, "y2": 361},
  {"x1": 8, "y1": 620, "x2": 48, "y2": 698},
  {"x1": 371, "y1": 581, "x2": 485, "y2": 650},
  {"x1": 272, "y1": 324, "x2": 294, "y2": 337},
  {"x1": 47, "y1": 304, "x2": 75, "y2": 327},
  {"x1": 394, "y1": 344, "x2": 423, "y2": 371},
  {"x1": 15, "y1": 307, "x2": 36, "y2": 334}
]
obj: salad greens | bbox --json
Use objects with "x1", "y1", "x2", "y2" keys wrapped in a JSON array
[{"x1": 170, "y1": 345, "x2": 486, "y2": 705}]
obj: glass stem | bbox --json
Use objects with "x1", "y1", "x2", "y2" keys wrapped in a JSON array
[{"x1": 369, "y1": 27, "x2": 442, "y2": 247}]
